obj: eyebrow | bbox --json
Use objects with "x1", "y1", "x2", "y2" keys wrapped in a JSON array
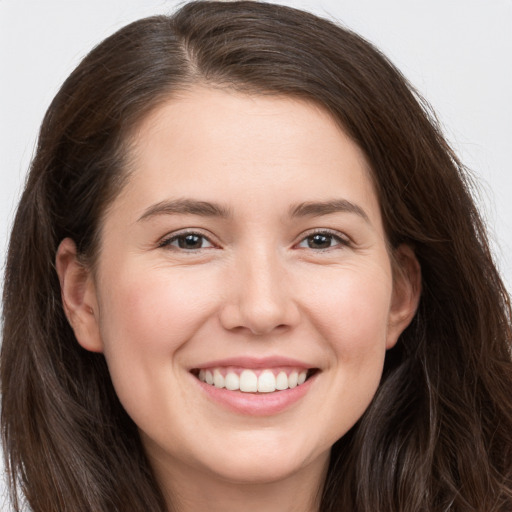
[
  {"x1": 137, "y1": 199, "x2": 231, "y2": 222},
  {"x1": 289, "y1": 199, "x2": 370, "y2": 223},
  {"x1": 137, "y1": 198, "x2": 369, "y2": 223}
]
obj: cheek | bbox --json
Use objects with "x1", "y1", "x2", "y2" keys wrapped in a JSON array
[
  {"x1": 95, "y1": 265, "x2": 219, "y2": 403},
  {"x1": 304, "y1": 264, "x2": 393, "y2": 357},
  {"x1": 311, "y1": 303, "x2": 390, "y2": 441},
  {"x1": 299, "y1": 264, "x2": 392, "y2": 436},
  {"x1": 98, "y1": 266, "x2": 217, "y2": 352}
]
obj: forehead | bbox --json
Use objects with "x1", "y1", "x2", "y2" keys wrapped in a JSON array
[{"x1": 114, "y1": 86, "x2": 381, "y2": 224}]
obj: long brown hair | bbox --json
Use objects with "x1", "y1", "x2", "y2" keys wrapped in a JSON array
[{"x1": 2, "y1": 2, "x2": 511, "y2": 511}]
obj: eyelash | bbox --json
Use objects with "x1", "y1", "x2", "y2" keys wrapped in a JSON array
[
  {"x1": 158, "y1": 231, "x2": 215, "y2": 251},
  {"x1": 158, "y1": 229, "x2": 351, "y2": 252},
  {"x1": 295, "y1": 229, "x2": 351, "y2": 251}
]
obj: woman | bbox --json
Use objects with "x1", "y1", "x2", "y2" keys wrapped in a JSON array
[{"x1": 2, "y1": 1, "x2": 511, "y2": 511}]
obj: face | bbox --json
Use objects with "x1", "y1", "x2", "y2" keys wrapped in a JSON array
[{"x1": 58, "y1": 87, "x2": 419, "y2": 493}]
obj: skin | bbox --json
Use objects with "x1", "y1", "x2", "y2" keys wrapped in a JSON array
[{"x1": 57, "y1": 87, "x2": 421, "y2": 512}]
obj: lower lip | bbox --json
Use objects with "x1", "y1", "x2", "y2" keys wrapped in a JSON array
[{"x1": 194, "y1": 373, "x2": 316, "y2": 416}]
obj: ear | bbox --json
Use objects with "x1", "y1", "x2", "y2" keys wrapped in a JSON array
[
  {"x1": 386, "y1": 244, "x2": 421, "y2": 349},
  {"x1": 55, "y1": 238, "x2": 103, "y2": 353}
]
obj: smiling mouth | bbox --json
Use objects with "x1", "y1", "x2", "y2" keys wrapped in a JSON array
[{"x1": 191, "y1": 367, "x2": 318, "y2": 393}]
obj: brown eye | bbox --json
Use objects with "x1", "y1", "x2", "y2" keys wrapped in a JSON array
[
  {"x1": 307, "y1": 234, "x2": 334, "y2": 249},
  {"x1": 177, "y1": 234, "x2": 204, "y2": 249},
  {"x1": 161, "y1": 233, "x2": 214, "y2": 250},
  {"x1": 297, "y1": 231, "x2": 347, "y2": 250}
]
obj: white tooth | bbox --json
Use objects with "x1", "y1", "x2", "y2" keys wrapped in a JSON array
[
  {"x1": 239, "y1": 369, "x2": 258, "y2": 392},
  {"x1": 298, "y1": 371, "x2": 307, "y2": 385},
  {"x1": 258, "y1": 370, "x2": 276, "y2": 392},
  {"x1": 276, "y1": 371, "x2": 289, "y2": 390},
  {"x1": 213, "y1": 369, "x2": 225, "y2": 388},
  {"x1": 199, "y1": 369, "x2": 206, "y2": 382},
  {"x1": 225, "y1": 372, "x2": 240, "y2": 391},
  {"x1": 288, "y1": 371, "x2": 298, "y2": 388},
  {"x1": 205, "y1": 370, "x2": 214, "y2": 385}
]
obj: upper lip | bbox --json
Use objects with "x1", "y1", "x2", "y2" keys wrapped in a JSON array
[{"x1": 190, "y1": 356, "x2": 315, "y2": 370}]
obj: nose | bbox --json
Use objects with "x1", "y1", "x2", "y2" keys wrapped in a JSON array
[{"x1": 219, "y1": 249, "x2": 300, "y2": 336}]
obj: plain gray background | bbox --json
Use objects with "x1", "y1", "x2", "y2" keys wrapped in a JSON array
[{"x1": 1, "y1": 0, "x2": 511, "y2": 508}]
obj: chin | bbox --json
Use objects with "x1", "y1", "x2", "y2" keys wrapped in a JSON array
[{"x1": 199, "y1": 438, "x2": 328, "y2": 485}]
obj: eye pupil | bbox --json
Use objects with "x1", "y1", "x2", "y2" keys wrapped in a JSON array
[
  {"x1": 308, "y1": 234, "x2": 332, "y2": 249},
  {"x1": 178, "y1": 234, "x2": 203, "y2": 249}
]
